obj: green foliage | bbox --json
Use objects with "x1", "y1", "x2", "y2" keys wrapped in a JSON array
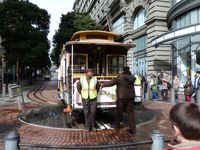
[
  {"x1": 0, "y1": 0, "x2": 51, "y2": 68},
  {"x1": 51, "y1": 12, "x2": 102, "y2": 66},
  {"x1": 74, "y1": 13, "x2": 102, "y2": 31}
]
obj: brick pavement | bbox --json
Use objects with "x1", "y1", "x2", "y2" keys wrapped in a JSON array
[{"x1": 0, "y1": 80, "x2": 175, "y2": 150}]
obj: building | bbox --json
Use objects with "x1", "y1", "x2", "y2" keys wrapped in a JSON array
[
  {"x1": 152, "y1": 0, "x2": 200, "y2": 90},
  {"x1": 73, "y1": 0, "x2": 171, "y2": 79}
]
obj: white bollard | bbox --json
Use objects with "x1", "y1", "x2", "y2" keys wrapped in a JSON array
[
  {"x1": 150, "y1": 130, "x2": 164, "y2": 150},
  {"x1": 5, "y1": 131, "x2": 19, "y2": 150},
  {"x1": 171, "y1": 87, "x2": 175, "y2": 103},
  {"x1": 2, "y1": 83, "x2": 6, "y2": 97}
]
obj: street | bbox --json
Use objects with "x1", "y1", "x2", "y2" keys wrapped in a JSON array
[{"x1": 0, "y1": 80, "x2": 174, "y2": 150}]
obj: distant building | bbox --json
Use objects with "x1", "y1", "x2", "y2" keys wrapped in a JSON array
[{"x1": 73, "y1": 0, "x2": 171, "y2": 78}]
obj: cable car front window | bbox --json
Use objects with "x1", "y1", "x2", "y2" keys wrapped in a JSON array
[{"x1": 107, "y1": 55, "x2": 125, "y2": 75}]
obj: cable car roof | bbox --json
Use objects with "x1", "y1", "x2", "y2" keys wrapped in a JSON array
[
  {"x1": 64, "y1": 40, "x2": 134, "y2": 54},
  {"x1": 70, "y1": 30, "x2": 120, "y2": 41}
]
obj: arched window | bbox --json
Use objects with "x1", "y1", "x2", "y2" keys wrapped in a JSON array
[{"x1": 133, "y1": 8, "x2": 145, "y2": 30}]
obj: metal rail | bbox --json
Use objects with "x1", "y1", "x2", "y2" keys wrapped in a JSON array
[
  {"x1": 19, "y1": 139, "x2": 171, "y2": 149},
  {"x1": 19, "y1": 140, "x2": 153, "y2": 149}
]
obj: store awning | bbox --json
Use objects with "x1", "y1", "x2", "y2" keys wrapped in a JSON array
[{"x1": 151, "y1": 24, "x2": 200, "y2": 47}]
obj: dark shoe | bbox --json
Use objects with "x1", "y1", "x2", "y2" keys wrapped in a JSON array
[{"x1": 127, "y1": 129, "x2": 136, "y2": 136}]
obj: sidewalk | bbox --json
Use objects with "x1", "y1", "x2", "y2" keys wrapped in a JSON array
[
  {"x1": 0, "y1": 82, "x2": 39, "y2": 105},
  {"x1": 0, "y1": 81, "x2": 175, "y2": 150},
  {"x1": 0, "y1": 82, "x2": 41, "y2": 150}
]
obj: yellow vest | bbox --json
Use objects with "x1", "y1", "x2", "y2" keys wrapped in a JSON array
[
  {"x1": 135, "y1": 76, "x2": 141, "y2": 85},
  {"x1": 80, "y1": 76, "x2": 98, "y2": 99}
]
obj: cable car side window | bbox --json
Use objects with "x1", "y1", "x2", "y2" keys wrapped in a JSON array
[{"x1": 107, "y1": 55, "x2": 126, "y2": 75}]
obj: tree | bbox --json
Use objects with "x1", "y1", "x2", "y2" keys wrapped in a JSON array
[
  {"x1": 51, "y1": 12, "x2": 102, "y2": 66},
  {"x1": 0, "y1": 0, "x2": 51, "y2": 70}
]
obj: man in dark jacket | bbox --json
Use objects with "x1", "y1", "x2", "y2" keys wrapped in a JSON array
[{"x1": 101, "y1": 66, "x2": 136, "y2": 135}]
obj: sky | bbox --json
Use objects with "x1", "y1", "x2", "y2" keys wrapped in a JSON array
[{"x1": 29, "y1": 0, "x2": 75, "y2": 49}]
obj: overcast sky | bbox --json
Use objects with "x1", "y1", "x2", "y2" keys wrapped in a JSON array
[{"x1": 29, "y1": 0, "x2": 75, "y2": 49}]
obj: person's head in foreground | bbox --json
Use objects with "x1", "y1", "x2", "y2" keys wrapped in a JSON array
[{"x1": 163, "y1": 102, "x2": 200, "y2": 150}]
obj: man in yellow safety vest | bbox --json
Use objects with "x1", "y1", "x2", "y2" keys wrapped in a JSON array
[{"x1": 77, "y1": 68, "x2": 100, "y2": 132}]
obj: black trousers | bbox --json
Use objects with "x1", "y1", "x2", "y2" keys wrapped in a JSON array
[
  {"x1": 114, "y1": 98, "x2": 136, "y2": 131},
  {"x1": 82, "y1": 98, "x2": 97, "y2": 128}
]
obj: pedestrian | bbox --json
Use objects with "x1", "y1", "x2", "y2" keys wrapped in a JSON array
[
  {"x1": 150, "y1": 74, "x2": 159, "y2": 100},
  {"x1": 184, "y1": 76, "x2": 193, "y2": 102},
  {"x1": 134, "y1": 74, "x2": 142, "y2": 102},
  {"x1": 101, "y1": 66, "x2": 136, "y2": 135},
  {"x1": 192, "y1": 71, "x2": 200, "y2": 103},
  {"x1": 141, "y1": 75, "x2": 148, "y2": 100},
  {"x1": 157, "y1": 73, "x2": 163, "y2": 98},
  {"x1": 163, "y1": 102, "x2": 200, "y2": 150},
  {"x1": 161, "y1": 78, "x2": 169, "y2": 101},
  {"x1": 77, "y1": 68, "x2": 100, "y2": 132},
  {"x1": 173, "y1": 75, "x2": 179, "y2": 102}
]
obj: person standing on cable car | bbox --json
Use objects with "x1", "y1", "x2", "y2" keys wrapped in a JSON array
[
  {"x1": 101, "y1": 66, "x2": 136, "y2": 135},
  {"x1": 77, "y1": 68, "x2": 100, "y2": 132}
]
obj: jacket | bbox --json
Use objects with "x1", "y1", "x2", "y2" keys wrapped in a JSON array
[{"x1": 102, "y1": 73, "x2": 136, "y2": 99}]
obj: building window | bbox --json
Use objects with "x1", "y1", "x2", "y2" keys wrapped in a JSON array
[
  {"x1": 107, "y1": 55, "x2": 125, "y2": 75},
  {"x1": 112, "y1": 16, "x2": 124, "y2": 34},
  {"x1": 134, "y1": 35, "x2": 147, "y2": 52},
  {"x1": 133, "y1": 8, "x2": 145, "y2": 30},
  {"x1": 175, "y1": 8, "x2": 200, "y2": 29},
  {"x1": 133, "y1": 59, "x2": 146, "y2": 76},
  {"x1": 133, "y1": 35, "x2": 147, "y2": 76},
  {"x1": 191, "y1": 9, "x2": 198, "y2": 24}
]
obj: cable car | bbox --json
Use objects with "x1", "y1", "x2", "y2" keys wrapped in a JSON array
[{"x1": 58, "y1": 30, "x2": 134, "y2": 111}]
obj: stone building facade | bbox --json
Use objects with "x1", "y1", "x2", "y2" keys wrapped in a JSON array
[
  {"x1": 152, "y1": 0, "x2": 200, "y2": 97},
  {"x1": 73, "y1": 0, "x2": 171, "y2": 78}
]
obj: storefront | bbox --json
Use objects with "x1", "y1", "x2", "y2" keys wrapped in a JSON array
[{"x1": 152, "y1": 24, "x2": 200, "y2": 101}]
